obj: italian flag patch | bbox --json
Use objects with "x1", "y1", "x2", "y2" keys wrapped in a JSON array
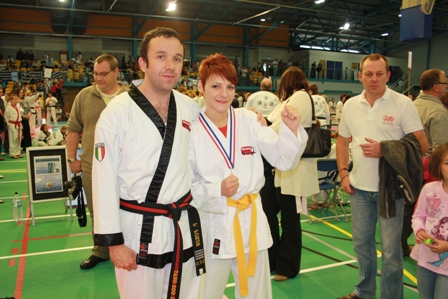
[{"x1": 95, "y1": 142, "x2": 106, "y2": 162}]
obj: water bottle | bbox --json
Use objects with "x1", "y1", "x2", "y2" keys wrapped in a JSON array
[{"x1": 12, "y1": 192, "x2": 23, "y2": 222}]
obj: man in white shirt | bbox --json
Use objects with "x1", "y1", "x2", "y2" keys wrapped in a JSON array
[{"x1": 336, "y1": 53, "x2": 428, "y2": 299}]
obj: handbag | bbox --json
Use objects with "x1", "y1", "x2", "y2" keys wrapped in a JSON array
[{"x1": 302, "y1": 93, "x2": 332, "y2": 158}]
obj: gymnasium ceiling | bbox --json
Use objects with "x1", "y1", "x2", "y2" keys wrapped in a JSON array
[{"x1": 1, "y1": 0, "x2": 448, "y2": 54}]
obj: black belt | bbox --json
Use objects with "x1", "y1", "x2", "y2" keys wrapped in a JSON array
[
  {"x1": 317, "y1": 116, "x2": 326, "y2": 119},
  {"x1": 120, "y1": 191, "x2": 205, "y2": 299}
]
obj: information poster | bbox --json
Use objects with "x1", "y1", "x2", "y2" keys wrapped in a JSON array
[{"x1": 33, "y1": 155, "x2": 64, "y2": 194}]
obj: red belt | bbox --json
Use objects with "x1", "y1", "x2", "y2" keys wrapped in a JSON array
[{"x1": 8, "y1": 120, "x2": 22, "y2": 146}]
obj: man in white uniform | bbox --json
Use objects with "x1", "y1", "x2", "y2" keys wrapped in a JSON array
[
  {"x1": 246, "y1": 78, "x2": 280, "y2": 117},
  {"x1": 309, "y1": 83, "x2": 330, "y2": 129},
  {"x1": 45, "y1": 92, "x2": 58, "y2": 127},
  {"x1": 92, "y1": 27, "x2": 205, "y2": 299}
]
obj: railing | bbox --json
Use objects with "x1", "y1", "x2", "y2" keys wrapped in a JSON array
[{"x1": 389, "y1": 73, "x2": 418, "y2": 95}]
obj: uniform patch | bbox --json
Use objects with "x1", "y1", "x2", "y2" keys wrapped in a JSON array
[
  {"x1": 94, "y1": 142, "x2": 106, "y2": 162},
  {"x1": 212, "y1": 239, "x2": 220, "y2": 255},
  {"x1": 241, "y1": 146, "x2": 255, "y2": 155},
  {"x1": 182, "y1": 120, "x2": 191, "y2": 131}
]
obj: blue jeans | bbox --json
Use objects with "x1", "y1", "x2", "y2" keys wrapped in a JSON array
[
  {"x1": 417, "y1": 264, "x2": 448, "y2": 299},
  {"x1": 350, "y1": 188, "x2": 404, "y2": 299}
]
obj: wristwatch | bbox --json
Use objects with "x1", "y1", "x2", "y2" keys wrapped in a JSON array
[{"x1": 67, "y1": 158, "x2": 77, "y2": 164}]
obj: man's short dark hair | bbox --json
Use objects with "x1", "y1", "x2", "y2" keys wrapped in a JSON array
[
  {"x1": 139, "y1": 27, "x2": 184, "y2": 65},
  {"x1": 420, "y1": 69, "x2": 444, "y2": 91}
]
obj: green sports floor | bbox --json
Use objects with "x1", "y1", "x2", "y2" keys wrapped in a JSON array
[{"x1": 0, "y1": 147, "x2": 421, "y2": 299}]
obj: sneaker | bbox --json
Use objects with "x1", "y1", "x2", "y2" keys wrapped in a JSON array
[
  {"x1": 0, "y1": 152, "x2": 5, "y2": 155},
  {"x1": 0, "y1": 174, "x2": 3, "y2": 179},
  {"x1": 337, "y1": 293, "x2": 362, "y2": 299}
]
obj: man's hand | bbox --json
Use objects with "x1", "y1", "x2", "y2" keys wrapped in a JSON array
[
  {"x1": 109, "y1": 244, "x2": 137, "y2": 271},
  {"x1": 360, "y1": 138, "x2": 382, "y2": 158},
  {"x1": 69, "y1": 160, "x2": 82, "y2": 174},
  {"x1": 221, "y1": 173, "x2": 239, "y2": 197},
  {"x1": 280, "y1": 105, "x2": 301, "y2": 136},
  {"x1": 246, "y1": 107, "x2": 267, "y2": 126},
  {"x1": 340, "y1": 174, "x2": 355, "y2": 194}
]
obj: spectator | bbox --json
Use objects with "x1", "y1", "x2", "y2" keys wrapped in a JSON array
[
  {"x1": 336, "y1": 53, "x2": 428, "y2": 299},
  {"x1": 66, "y1": 54, "x2": 126, "y2": 270},
  {"x1": 265, "y1": 66, "x2": 319, "y2": 281},
  {"x1": 17, "y1": 89, "x2": 32, "y2": 152}
]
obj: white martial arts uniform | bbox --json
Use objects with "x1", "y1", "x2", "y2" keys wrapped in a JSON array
[
  {"x1": 54, "y1": 129, "x2": 66, "y2": 145},
  {"x1": 25, "y1": 94, "x2": 39, "y2": 135},
  {"x1": 92, "y1": 88, "x2": 201, "y2": 299},
  {"x1": 245, "y1": 91, "x2": 280, "y2": 118},
  {"x1": 189, "y1": 107, "x2": 307, "y2": 299},
  {"x1": 45, "y1": 96, "x2": 58, "y2": 127},
  {"x1": 4, "y1": 103, "x2": 22, "y2": 157},
  {"x1": 35, "y1": 130, "x2": 55, "y2": 146},
  {"x1": 34, "y1": 99, "x2": 42, "y2": 126},
  {"x1": 312, "y1": 94, "x2": 330, "y2": 128}
]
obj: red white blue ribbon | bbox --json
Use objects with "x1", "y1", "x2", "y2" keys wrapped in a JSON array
[{"x1": 199, "y1": 107, "x2": 236, "y2": 169}]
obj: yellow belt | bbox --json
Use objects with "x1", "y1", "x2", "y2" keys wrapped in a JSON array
[{"x1": 226, "y1": 193, "x2": 258, "y2": 297}]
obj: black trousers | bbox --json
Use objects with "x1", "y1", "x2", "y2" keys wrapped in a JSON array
[
  {"x1": 260, "y1": 170, "x2": 302, "y2": 277},
  {"x1": 20, "y1": 119, "x2": 32, "y2": 150}
]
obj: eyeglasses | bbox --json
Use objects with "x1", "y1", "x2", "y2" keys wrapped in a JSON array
[
  {"x1": 93, "y1": 69, "x2": 115, "y2": 77},
  {"x1": 436, "y1": 82, "x2": 448, "y2": 85}
]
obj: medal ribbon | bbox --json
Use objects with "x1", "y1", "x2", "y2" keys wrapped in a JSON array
[{"x1": 199, "y1": 107, "x2": 236, "y2": 169}]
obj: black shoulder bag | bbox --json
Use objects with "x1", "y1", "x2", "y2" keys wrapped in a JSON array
[{"x1": 302, "y1": 93, "x2": 332, "y2": 158}]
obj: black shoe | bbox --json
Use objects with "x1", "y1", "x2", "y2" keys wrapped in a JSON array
[
  {"x1": 80, "y1": 255, "x2": 109, "y2": 270},
  {"x1": 337, "y1": 293, "x2": 362, "y2": 299}
]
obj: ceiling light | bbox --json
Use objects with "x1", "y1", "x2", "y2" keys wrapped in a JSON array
[
  {"x1": 166, "y1": 1, "x2": 176, "y2": 12},
  {"x1": 381, "y1": 33, "x2": 389, "y2": 36},
  {"x1": 340, "y1": 22, "x2": 350, "y2": 30},
  {"x1": 261, "y1": 18, "x2": 266, "y2": 22},
  {"x1": 315, "y1": 0, "x2": 325, "y2": 4},
  {"x1": 59, "y1": 0, "x2": 66, "y2": 2}
]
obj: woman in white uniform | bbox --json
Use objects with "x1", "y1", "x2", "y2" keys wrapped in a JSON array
[{"x1": 189, "y1": 54, "x2": 308, "y2": 299}]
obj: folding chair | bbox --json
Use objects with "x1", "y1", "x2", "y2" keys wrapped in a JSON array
[{"x1": 308, "y1": 158, "x2": 349, "y2": 223}]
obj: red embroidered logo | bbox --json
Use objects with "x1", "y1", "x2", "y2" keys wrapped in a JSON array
[
  {"x1": 241, "y1": 146, "x2": 255, "y2": 155},
  {"x1": 212, "y1": 239, "x2": 220, "y2": 255},
  {"x1": 382, "y1": 115, "x2": 395, "y2": 125},
  {"x1": 139, "y1": 243, "x2": 148, "y2": 259},
  {"x1": 182, "y1": 120, "x2": 191, "y2": 131}
]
